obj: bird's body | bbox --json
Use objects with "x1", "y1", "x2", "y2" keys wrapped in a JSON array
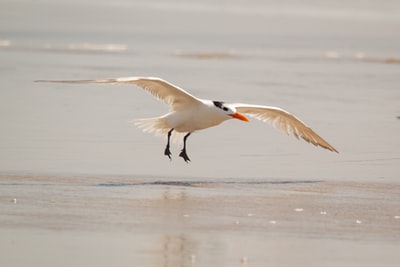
[
  {"x1": 36, "y1": 77, "x2": 338, "y2": 162},
  {"x1": 136, "y1": 100, "x2": 234, "y2": 134}
]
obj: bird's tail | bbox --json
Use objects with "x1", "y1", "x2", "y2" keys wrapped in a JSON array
[
  {"x1": 133, "y1": 117, "x2": 170, "y2": 136},
  {"x1": 131, "y1": 117, "x2": 185, "y2": 144}
]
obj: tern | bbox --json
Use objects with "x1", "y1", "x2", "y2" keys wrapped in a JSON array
[{"x1": 36, "y1": 77, "x2": 338, "y2": 162}]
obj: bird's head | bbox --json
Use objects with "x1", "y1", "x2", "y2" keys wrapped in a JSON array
[{"x1": 212, "y1": 101, "x2": 249, "y2": 122}]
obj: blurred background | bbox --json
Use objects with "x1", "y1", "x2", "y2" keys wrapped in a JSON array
[{"x1": 1, "y1": 0, "x2": 399, "y2": 180}]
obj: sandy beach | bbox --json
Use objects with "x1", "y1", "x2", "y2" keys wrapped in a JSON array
[
  {"x1": 1, "y1": 0, "x2": 400, "y2": 266},
  {"x1": 1, "y1": 175, "x2": 400, "y2": 267}
]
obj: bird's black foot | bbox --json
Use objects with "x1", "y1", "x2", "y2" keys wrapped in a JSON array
[
  {"x1": 164, "y1": 145, "x2": 172, "y2": 160},
  {"x1": 179, "y1": 149, "x2": 191, "y2": 163},
  {"x1": 164, "y1": 128, "x2": 174, "y2": 161}
]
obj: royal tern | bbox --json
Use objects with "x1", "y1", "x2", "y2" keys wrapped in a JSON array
[{"x1": 36, "y1": 77, "x2": 338, "y2": 162}]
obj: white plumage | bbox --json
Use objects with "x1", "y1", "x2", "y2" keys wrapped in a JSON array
[{"x1": 36, "y1": 77, "x2": 338, "y2": 162}]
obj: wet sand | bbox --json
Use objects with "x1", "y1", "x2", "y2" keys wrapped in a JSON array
[
  {"x1": 1, "y1": 0, "x2": 400, "y2": 266},
  {"x1": 1, "y1": 174, "x2": 400, "y2": 267}
]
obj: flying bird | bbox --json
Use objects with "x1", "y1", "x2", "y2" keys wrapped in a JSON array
[{"x1": 36, "y1": 77, "x2": 338, "y2": 162}]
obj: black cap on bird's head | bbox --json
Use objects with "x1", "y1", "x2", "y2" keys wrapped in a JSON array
[{"x1": 213, "y1": 101, "x2": 249, "y2": 122}]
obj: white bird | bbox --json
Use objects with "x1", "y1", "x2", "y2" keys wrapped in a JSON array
[{"x1": 36, "y1": 77, "x2": 338, "y2": 162}]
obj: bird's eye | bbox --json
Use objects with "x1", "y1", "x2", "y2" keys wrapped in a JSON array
[{"x1": 223, "y1": 107, "x2": 229, "y2": 111}]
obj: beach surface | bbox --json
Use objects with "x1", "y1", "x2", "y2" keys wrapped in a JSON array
[
  {"x1": 1, "y1": 0, "x2": 400, "y2": 266},
  {"x1": 1, "y1": 175, "x2": 400, "y2": 267}
]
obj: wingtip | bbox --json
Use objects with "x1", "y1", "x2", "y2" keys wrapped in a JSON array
[
  {"x1": 323, "y1": 144, "x2": 339, "y2": 153},
  {"x1": 326, "y1": 143, "x2": 339, "y2": 153}
]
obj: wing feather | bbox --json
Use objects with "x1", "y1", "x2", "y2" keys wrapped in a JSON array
[
  {"x1": 35, "y1": 77, "x2": 202, "y2": 111},
  {"x1": 234, "y1": 104, "x2": 338, "y2": 153}
]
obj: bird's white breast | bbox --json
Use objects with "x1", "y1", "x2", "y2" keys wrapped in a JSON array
[{"x1": 165, "y1": 103, "x2": 228, "y2": 133}]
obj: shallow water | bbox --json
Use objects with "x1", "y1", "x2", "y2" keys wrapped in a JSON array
[
  {"x1": 1, "y1": 0, "x2": 400, "y2": 266},
  {"x1": 1, "y1": 175, "x2": 400, "y2": 267}
]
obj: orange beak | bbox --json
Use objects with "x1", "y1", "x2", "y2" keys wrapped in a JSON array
[{"x1": 230, "y1": 112, "x2": 249, "y2": 122}]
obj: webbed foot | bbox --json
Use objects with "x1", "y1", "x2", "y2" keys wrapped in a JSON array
[
  {"x1": 164, "y1": 146, "x2": 172, "y2": 160},
  {"x1": 179, "y1": 150, "x2": 191, "y2": 163}
]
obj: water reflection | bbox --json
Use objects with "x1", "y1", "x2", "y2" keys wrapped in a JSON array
[
  {"x1": 161, "y1": 235, "x2": 196, "y2": 267},
  {"x1": 158, "y1": 187, "x2": 197, "y2": 267},
  {"x1": 162, "y1": 188, "x2": 188, "y2": 201}
]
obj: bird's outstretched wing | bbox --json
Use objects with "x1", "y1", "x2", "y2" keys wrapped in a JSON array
[
  {"x1": 35, "y1": 77, "x2": 202, "y2": 111},
  {"x1": 233, "y1": 104, "x2": 338, "y2": 153}
]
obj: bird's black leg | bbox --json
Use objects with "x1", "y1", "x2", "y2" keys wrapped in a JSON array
[
  {"x1": 164, "y1": 129, "x2": 173, "y2": 160},
  {"x1": 179, "y1": 132, "x2": 191, "y2": 163}
]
